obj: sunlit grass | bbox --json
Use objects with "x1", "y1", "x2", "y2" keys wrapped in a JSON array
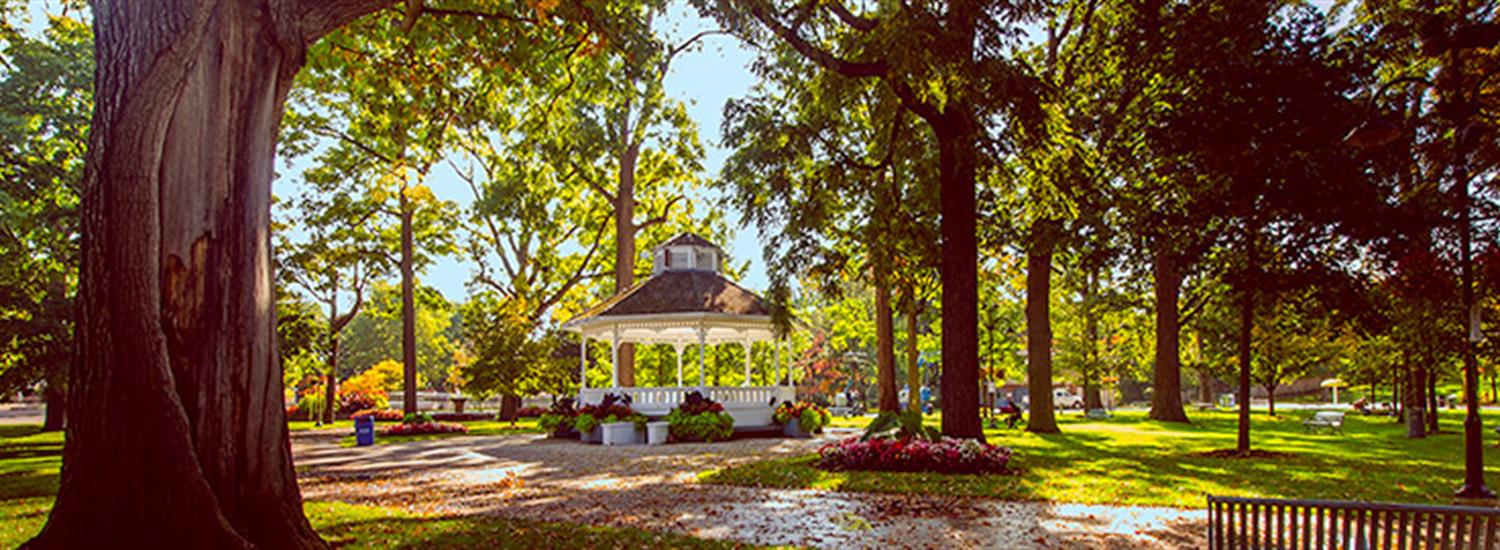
[{"x1": 704, "y1": 408, "x2": 1500, "y2": 508}]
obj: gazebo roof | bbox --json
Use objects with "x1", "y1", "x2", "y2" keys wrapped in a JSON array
[
  {"x1": 566, "y1": 270, "x2": 770, "y2": 323},
  {"x1": 656, "y1": 232, "x2": 722, "y2": 251}
]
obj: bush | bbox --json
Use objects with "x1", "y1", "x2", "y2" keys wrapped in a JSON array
[
  {"x1": 817, "y1": 436, "x2": 1013, "y2": 475},
  {"x1": 774, "y1": 401, "x2": 830, "y2": 433},
  {"x1": 380, "y1": 422, "x2": 469, "y2": 436},
  {"x1": 402, "y1": 412, "x2": 433, "y2": 425},
  {"x1": 538, "y1": 413, "x2": 573, "y2": 434},
  {"x1": 295, "y1": 392, "x2": 325, "y2": 420},
  {"x1": 515, "y1": 406, "x2": 548, "y2": 418},
  {"x1": 573, "y1": 413, "x2": 601, "y2": 434},
  {"x1": 285, "y1": 405, "x2": 307, "y2": 421},
  {"x1": 351, "y1": 408, "x2": 403, "y2": 422},
  {"x1": 337, "y1": 390, "x2": 385, "y2": 416},
  {"x1": 578, "y1": 393, "x2": 635, "y2": 420},
  {"x1": 432, "y1": 412, "x2": 490, "y2": 422},
  {"x1": 861, "y1": 411, "x2": 942, "y2": 442},
  {"x1": 666, "y1": 392, "x2": 733, "y2": 442}
]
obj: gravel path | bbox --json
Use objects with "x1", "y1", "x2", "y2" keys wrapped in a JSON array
[{"x1": 293, "y1": 431, "x2": 1205, "y2": 549}]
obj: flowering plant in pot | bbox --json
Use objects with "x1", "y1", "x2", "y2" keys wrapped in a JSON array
[
  {"x1": 773, "y1": 401, "x2": 831, "y2": 438},
  {"x1": 576, "y1": 393, "x2": 642, "y2": 443},
  {"x1": 666, "y1": 391, "x2": 734, "y2": 442},
  {"x1": 538, "y1": 398, "x2": 578, "y2": 439}
]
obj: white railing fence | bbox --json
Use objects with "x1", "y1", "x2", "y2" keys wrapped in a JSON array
[{"x1": 577, "y1": 385, "x2": 795, "y2": 427}]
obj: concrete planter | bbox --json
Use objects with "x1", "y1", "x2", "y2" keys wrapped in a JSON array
[
  {"x1": 579, "y1": 426, "x2": 603, "y2": 444},
  {"x1": 646, "y1": 421, "x2": 670, "y2": 445},
  {"x1": 602, "y1": 422, "x2": 643, "y2": 446},
  {"x1": 783, "y1": 421, "x2": 811, "y2": 439}
]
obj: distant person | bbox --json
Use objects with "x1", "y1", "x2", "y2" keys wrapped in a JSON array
[{"x1": 999, "y1": 398, "x2": 1023, "y2": 429}]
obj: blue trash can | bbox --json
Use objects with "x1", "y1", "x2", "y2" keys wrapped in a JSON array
[{"x1": 354, "y1": 416, "x2": 375, "y2": 447}]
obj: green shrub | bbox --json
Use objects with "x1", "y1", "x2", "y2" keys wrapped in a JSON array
[
  {"x1": 666, "y1": 409, "x2": 734, "y2": 442},
  {"x1": 799, "y1": 407, "x2": 829, "y2": 433},
  {"x1": 574, "y1": 413, "x2": 601, "y2": 434},
  {"x1": 402, "y1": 412, "x2": 433, "y2": 425},
  {"x1": 861, "y1": 410, "x2": 941, "y2": 442},
  {"x1": 538, "y1": 413, "x2": 572, "y2": 433}
]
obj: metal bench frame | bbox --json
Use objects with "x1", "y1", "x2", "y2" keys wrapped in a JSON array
[{"x1": 1208, "y1": 495, "x2": 1500, "y2": 549}]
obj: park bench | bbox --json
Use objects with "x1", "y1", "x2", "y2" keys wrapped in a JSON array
[
  {"x1": 1304, "y1": 411, "x2": 1345, "y2": 434},
  {"x1": 1207, "y1": 495, "x2": 1500, "y2": 549}
]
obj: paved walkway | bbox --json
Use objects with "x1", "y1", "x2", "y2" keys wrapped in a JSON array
[{"x1": 293, "y1": 431, "x2": 1206, "y2": 549}]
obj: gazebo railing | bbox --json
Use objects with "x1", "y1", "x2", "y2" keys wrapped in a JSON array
[{"x1": 579, "y1": 386, "x2": 795, "y2": 423}]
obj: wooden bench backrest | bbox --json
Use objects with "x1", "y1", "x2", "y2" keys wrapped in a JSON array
[{"x1": 1208, "y1": 495, "x2": 1500, "y2": 549}]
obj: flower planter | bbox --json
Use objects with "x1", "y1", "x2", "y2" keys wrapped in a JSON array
[
  {"x1": 646, "y1": 421, "x2": 670, "y2": 445},
  {"x1": 783, "y1": 421, "x2": 811, "y2": 439},
  {"x1": 579, "y1": 426, "x2": 603, "y2": 444},
  {"x1": 601, "y1": 421, "x2": 643, "y2": 446}
]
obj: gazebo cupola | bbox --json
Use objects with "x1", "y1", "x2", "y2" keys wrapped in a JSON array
[
  {"x1": 562, "y1": 232, "x2": 795, "y2": 427},
  {"x1": 651, "y1": 232, "x2": 724, "y2": 275}
]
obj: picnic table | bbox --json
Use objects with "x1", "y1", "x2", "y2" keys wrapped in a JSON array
[{"x1": 1303, "y1": 411, "x2": 1344, "y2": 434}]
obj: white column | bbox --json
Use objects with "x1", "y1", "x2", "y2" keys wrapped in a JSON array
[
  {"x1": 610, "y1": 325, "x2": 620, "y2": 388},
  {"x1": 674, "y1": 343, "x2": 684, "y2": 387},
  {"x1": 697, "y1": 326, "x2": 707, "y2": 388},
  {"x1": 741, "y1": 341, "x2": 752, "y2": 386},
  {"x1": 580, "y1": 334, "x2": 588, "y2": 390}
]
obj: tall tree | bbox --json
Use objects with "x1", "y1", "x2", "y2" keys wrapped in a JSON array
[{"x1": 704, "y1": 0, "x2": 1044, "y2": 438}]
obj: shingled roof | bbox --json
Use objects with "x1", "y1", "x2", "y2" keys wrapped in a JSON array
[
  {"x1": 568, "y1": 270, "x2": 770, "y2": 323},
  {"x1": 657, "y1": 232, "x2": 722, "y2": 251}
]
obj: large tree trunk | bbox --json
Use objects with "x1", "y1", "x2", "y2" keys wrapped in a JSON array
[
  {"x1": 1149, "y1": 245, "x2": 1189, "y2": 422},
  {"x1": 1265, "y1": 385, "x2": 1277, "y2": 417},
  {"x1": 1236, "y1": 224, "x2": 1255, "y2": 453},
  {"x1": 905, "y1": 291, "x2": 922, "y2": 413},
  {"x1": 1198, "y1": 370, "x2": 1214, "y2": 404},
  {"x1": 499, "y1": 394, "x2": 521, "y2": 421},
  {"x1": 400, "y1": 192, "x2": 417, "y2": 414},
  {"x1": 322, "y1": 288, "x2": 339, "y2": 424},
  {"x1": 874, "y1": 269, "x2": 899, "y2": 412},
  {"x1": 613, "y1": 141, "x2": 641, "y2": 388},
  {"x1": 30, "y1": 2, "x2": 380, "y2": 547},
  {"x1": 1026, "y1": 218, "x2": 1060, "y2": 433},
  {"x1": 934, "y1": 114, "x2": 982, "y2": 440}
]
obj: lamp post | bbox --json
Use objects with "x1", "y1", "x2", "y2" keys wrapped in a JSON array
[{"x1": 1346, "y1": 7, "x2": 1498, "y2": 503}]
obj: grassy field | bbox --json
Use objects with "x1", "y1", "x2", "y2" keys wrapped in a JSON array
[
  {"x1": 704, "y1": 408, "x2": 1500, "y2": 509},
  {"x1": 288, "y1": 417, "x2": 547, "y2": 446},
  {"x1": 0, "y1": 424, "x2": 748, "y2": 548}
]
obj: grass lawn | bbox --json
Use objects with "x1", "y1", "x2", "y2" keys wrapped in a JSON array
[
  {"x1": 703, "y1": 408, "x2": 1500, "y2": 509},
  {"x1": 0, "y1": 424, "x2": 754, "y2": 548}
]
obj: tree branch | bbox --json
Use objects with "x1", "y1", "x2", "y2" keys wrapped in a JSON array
[{"x1": 633, "y1": 195, "x2": 685, "y2": 232}]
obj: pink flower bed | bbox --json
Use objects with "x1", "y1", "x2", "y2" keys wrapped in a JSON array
[
  {"x1": 817, "y1": 436, "x2": 1014, "y2": 475},
  {"x1": 379, "y1": 422, "x2": 468, "y2": 436}
]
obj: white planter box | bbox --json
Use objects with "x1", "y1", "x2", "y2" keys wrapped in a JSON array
[
  {"x1": 602, "y1": 422, "x2": 643, "y2": 446},
  {"x1": 579, "y1": 426, "x2": 602, "y2": 444},
  {"x1": 646, "y1": 421, "x2": 670, "y2": 445}
]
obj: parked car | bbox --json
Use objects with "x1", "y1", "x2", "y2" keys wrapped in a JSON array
[{"x1": 1053, "y1": 389, "x2": 1084, "y2": 410}]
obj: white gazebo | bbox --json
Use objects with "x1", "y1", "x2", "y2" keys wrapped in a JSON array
[{"x1": 562, "y1": 233, "x2": 795, "y2": 427}]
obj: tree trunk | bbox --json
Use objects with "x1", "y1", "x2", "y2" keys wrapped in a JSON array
[
  {"x1": 29, "y1": 1, "x2": 382, "y2": 547},
  {"x1": 1236, "y1": 224, "x2": 1255, "y2": 453},
  {"x1": 1026, "y1": 218, "x2": 1060, "y2": 433},
  {"x1": 41, "y1": 373, "x2": 65, "y2": 432},
  {"x1": 1083, "y1": 272, "x2": 1103, "y2": 411},
  {"x1": 400, "y1": 192, "x2": 417, "y2": 414},
  {"x1": 323, "y1": 340, "x2": 339, "y2": 423},
  {"x1": 1426, "y1": 366, "x2": 1438, "y2": 433},
  {"x1": 874, "y1": 269, "x2": 899, "y2": 413},
  {"x1": 1393, "y1": 365, "x2": 1402, "y2": 421},
  {"x1": 1198, "y1": 370, "x2": 1214, "y2": 404},
  {"x1": 1406, "y1": 363, "x2": 1426, "y2": 438},
  {"x1": 614, "y1": 142, "x2": 640, "y2": 388},
  {"x1": 1265, "y1": 386, "x2": 1277, "y2": 417},
  {"x1": 934, "y1": 114, "x2": 982, "y2": 440},
  {"x1": 905, "y1": 291, "x2": 922, "y2": 413},
  {"x1": 499, "y1": 394, "x2": 521, "y2": 421},
  {"x1": 1149, "y1": 245, "x2": 1189, "y2": 422}
]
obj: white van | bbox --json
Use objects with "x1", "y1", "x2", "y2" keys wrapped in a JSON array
[{"x1": 1053, "y1": 388, "x2": 1084, "y2": 409}]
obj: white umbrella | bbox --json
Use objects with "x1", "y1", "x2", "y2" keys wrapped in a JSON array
[{"x1": 1321, "y1": 378, "x2": 1348, "y2": 405}]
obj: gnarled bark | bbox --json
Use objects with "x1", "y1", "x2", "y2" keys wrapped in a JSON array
[
  {"x1": 29, "y1": 1, "x2": 385, "y2": 547},
  {"x1": 874, "y1": 268, "x2": 898, "y2": 412}
]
